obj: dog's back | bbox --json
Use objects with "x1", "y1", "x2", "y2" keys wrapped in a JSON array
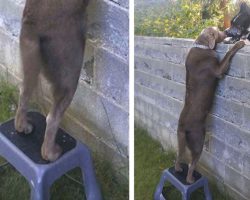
[
  {"x1": 179, "y1": 48, "x2": 218, "y2": 126},
  {"x1": 21, "y1": 0, "x2": 88, "y2": 88}
]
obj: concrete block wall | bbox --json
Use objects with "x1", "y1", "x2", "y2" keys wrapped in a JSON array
[
  {"x1": 0, "y1": 0, "x2": 129, "y2": 179},
  {"x1": 135, "y1": 36, "x2": 250, "y2": 200}
]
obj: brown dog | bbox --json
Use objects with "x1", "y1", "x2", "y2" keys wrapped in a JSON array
[
  {"x1": 15, "y1": 0, "x2": 89, "y2": 161},
  {"x1": 174, "y1": 27, "x2": 245, "y2": 183}
]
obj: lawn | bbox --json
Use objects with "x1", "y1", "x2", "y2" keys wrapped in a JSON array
[
  {"x1": 0, "y1": 79, "x2": 128, "y2": 200},
  {"x1": 135, "y1": 127, "x2": 231, "y2": 200}
]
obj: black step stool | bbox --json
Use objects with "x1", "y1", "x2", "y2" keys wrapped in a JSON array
[
  {"x1": 154, "y1": 164, "x2": 212, "y2": 200},
  {"x1": 0, "y1": 111, "x2": 102, "y2": 200}
]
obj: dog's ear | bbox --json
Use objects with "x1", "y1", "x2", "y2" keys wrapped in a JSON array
[
  {"x1": 196, "y1": 29, "x2": 216, "y2": 49},
  {"x1": 240, "y1": 2, "x2": 250, "y2": 14},
  {"x1": 207, "y1": 33, "x2": 215, "y2": 49}
]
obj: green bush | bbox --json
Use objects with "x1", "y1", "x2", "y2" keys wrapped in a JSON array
[
  {"x1": 0, "y1": 79, "x2": 18, "y2": 122},
  {"x1": 135, "y1": 0, "x2": 235, "y2": 39}
]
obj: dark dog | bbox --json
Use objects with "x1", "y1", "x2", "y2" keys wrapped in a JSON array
[
  {"x1": 225, "y1": 2, "x2": 250, "y2": 43},
  {"x1": 15, "y1": 0, "x2": 89, "y2": 161},
  {"x1": 174, "y1": 27, "x2": 245, "y2": 183}
]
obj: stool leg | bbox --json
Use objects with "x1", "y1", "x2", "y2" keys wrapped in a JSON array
[
  {"x1": 80, "y1": 148, "x2": 102, "y2": 200},
  {"x1": 204, "y1": 180, "x2": 212, "y2": 200},
  {"x1": 154, "y1": 172, "x2": 169, "y2": 200},
  {"x1": 181, "y1": 191, "x2": 190, "y2": 200},
  {"x1": 30, "y1": 180, "x2": 50, "y2": 200}
]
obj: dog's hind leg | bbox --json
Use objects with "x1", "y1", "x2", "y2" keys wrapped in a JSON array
[
  {"x1": 186, "y1": 130, "x2": 205, "y2": 184},
  {"x1": 39, "y1": 29, "x2": 84, "y2": 161},
  {"x1": 41, "y1": 84, "x2": 78, "y2": 161},
  {"x1": 175, "y1": 127, "x2": 186, "y2": 172},
  {"x1": 15, "y1": 27, "x2": 41, "y2": 134}
]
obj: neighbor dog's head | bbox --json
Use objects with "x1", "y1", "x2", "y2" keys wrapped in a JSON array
[
  {"x1": 225, "y1": 2, "x2": 250, "y2": 41},
  {"x1": 195, "y1": 27, "x2": 226, "y2": 49}
]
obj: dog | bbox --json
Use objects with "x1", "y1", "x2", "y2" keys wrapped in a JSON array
[
  {"x1": 174, "y1": 27, "x2": 245, "y2": 184},
  {"x1": 15, "y1": 0, "x2": 89, "y2": 162},
  {"x1": 225, "y1": 2, "x2": 250, "y2": 43}
]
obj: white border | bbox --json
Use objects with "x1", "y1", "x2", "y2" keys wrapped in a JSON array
[{"x1": 129, "y1": 0, "x2": 134, "y2": 199}]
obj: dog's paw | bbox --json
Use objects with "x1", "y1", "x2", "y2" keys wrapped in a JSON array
[
  {"x1": 186, "y1": 175, "x2": 195, "y2": 184},
  {"x1": 175, "y1": 163, "x2": 183, "y2": 172},
  {"x1": 15, "y1": 116, "x2": 34, "y2": 134},
  {"x1": 41, "y1": 143, "x2": 63, "y2": 162},
  {"x1": 234, "y1": 40, "x2": 245, "y2": 49}
]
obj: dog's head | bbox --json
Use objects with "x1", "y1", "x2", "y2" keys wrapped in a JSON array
[
  {"x1": 225, "y1": 2, "x2": 250, "y2": 41},
  {"x1": 196, "y1": 27, "x2": 226, "y2": 49}
]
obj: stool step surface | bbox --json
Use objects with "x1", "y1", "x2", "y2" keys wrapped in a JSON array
[
  {"x1": 154, "y1": 163, "x2": 212, "y2": 200},
  {"x1": 0, "y1": 111, "x2": 76, "y2": 164},
  {"x1": 168, "y1": 163, "x2": 201, "y2": 185}
]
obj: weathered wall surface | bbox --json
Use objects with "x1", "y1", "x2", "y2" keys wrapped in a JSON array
[
  {"x1": 135, "y1": 36, "x2": 250, "y2": 200},
  {"x1": 0, "y1": 0, "x2": 129, "y2": 179}
]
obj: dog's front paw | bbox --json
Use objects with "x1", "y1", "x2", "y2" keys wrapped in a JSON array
[
  {"x1": 175, "y1": 162, "x2": 183, "y2": 172},
  {"x1": 234, "y1": 40, "x2": 245, "y2": 50},
  {"x1": 15, "y1": 113, "x2": 34, "y2": 134}
]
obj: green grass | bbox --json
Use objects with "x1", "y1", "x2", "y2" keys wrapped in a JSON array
[
  {"x1": 135, "y1": 127, "x2": 232, "y2": 200},
  {"x1": 0, "y1": 79, "x2": 128, "y2": 200}
]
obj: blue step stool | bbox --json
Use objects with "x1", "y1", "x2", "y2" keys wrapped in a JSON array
[
  {"x1": 154, "y1": 164, "x2": 212, "y2": 200},
  {"x1": 0, "y1": 111, "x2": 102, "y2": 200}
]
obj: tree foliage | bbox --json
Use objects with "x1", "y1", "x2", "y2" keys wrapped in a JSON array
[{"x1": 135, "y1": 0, "x2": 236, "y2": 38}]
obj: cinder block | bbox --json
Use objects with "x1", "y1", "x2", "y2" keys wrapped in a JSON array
[
  {"x1": 172, "y1": 63, "x2": 186, "y2": 84},
  {"x1": 135, "y1": 36, "x2": 194, "y2": 48},
  {"x1": 135, "y1": 83, "x2": 183, "y2": 118},
  {"x1": 225, "y1": 76, "x2": 250, "y2": 105},
  {"x1": 0, "y1": 30, "x2": 21, "y2": 77},
  {"x1": 135, "y1": 95, "x2": 178, "y2": 133},
  {"x1": 61, "y1": 111, "x2": 129, "y2": 178},
  {"x1": 206, "y1": 115, "x2": 226, "y2": 141},
  {"x1": 243, "y1": 153, "x2": 250, "y2": 179},
  {"x1": 135, "y1": 56, "x2": 173, "y2": 80},
  {"x1": 199, "y1": 151, "x2": 226, "y2": 180},
  {"x1": 224, "y1": 165, "x2": 250, "y2": 199},
  {"x1": 224, "y1": 121, "x2": 250, "y2": 151},
  {"x1": 135, "y1": 42, "x2": 189, "y2": 65},
  {"x1": 135, "y1": 70, "x2": 185, "y2": 101},
  {"x1": 225, "y1": 144, "x2": 244, "y2": 172},
  {"x1": 243, "y1": 104, "x2": 250, "y2": 131},
  {"x1": 69, "y1": 81, "x2": 129, "y2": 154},
  {"x1": 0, "y1": 0, "x2": 23, "y2": 36},
  {"x1": 94, "y1": 47, "x2": 128, "y2": 110},
  {"x1": 107, "y1": 0, "x2": 128, "y2": 9},
  {"x1": 244, "y1": 55, "x2": 250, "y2": 80},
  {"x1": 217, "y1": 53, "x2": 246, "y2": 78},
  {"x1": 87, "y1": 0, "x2": 128, "y2": 60},
  {"x1": 209, "y1": 136, "x2": 226, "y2": 161},
  {"x1": 81, "y1": 41, "x2": 95, "y2": 85},
  {"x1": 209, "y1": 136, "x2": 245, "y2": 174},
  {"x1": 207, "y1": 115, "x2": 250, "y2": 151},
  {"x1": 215, "y1": 76, "x2": 227, "y2": 97},
  {"x1": 211, "y1": 95, "x2": 244, "y2": 126}
]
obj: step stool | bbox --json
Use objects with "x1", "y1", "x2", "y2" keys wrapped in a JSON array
[
  {"x1": 154, "y1": 163, "x2": 212, "y2": 200},
  {"x1": 0, "y1": 111, "x2": 102, "y2": 200}
]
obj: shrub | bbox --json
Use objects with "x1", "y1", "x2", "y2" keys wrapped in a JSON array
[{"x1": 135, "y1": 0, "x2": 235, "y2": 39}]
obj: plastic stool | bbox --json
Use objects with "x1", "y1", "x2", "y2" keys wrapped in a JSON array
[
  {"x1": 0, "y1": 111, "x2": 102, "y2": 200},
  {"x1": 154, "y1": 163, "x2": 212, "y2": 200}
]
